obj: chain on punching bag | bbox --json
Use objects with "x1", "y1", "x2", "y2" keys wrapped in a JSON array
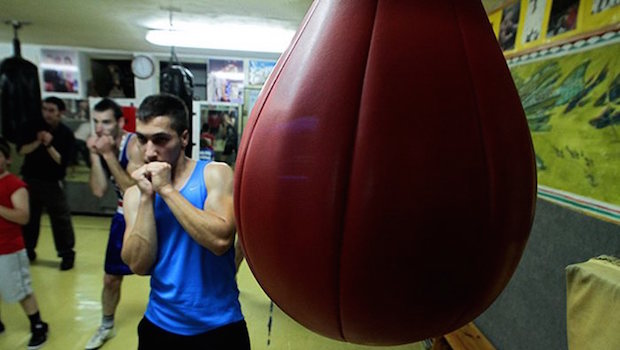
[
  {"x1": 160, "y1": 49, "x2": 194, "y2": 157},
  {"x1": 0, "y1": 21, "x2": 44, "y2": 143}
]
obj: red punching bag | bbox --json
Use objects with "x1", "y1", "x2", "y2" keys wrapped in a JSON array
[{"x1": 235, "y1": 0, "x2": 536, "y2": 345}]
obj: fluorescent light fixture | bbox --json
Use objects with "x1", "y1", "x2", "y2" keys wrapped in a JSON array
[{"x1": 146, "y1": 22, "x2": 296, "y2": 53}]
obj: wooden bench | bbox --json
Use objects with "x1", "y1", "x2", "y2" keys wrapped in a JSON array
[{"x1": 432, "y1": 322, "x2": 496, "y2": 350}]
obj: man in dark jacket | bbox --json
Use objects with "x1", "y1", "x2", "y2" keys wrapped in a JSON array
[{"x1": 17, "y1": 96, "x2": 76, "y2": 270}]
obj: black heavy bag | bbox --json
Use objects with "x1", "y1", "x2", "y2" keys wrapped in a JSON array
[
  {"x1": 0, "y1": 34, "x2": 44, "y2": 143},
  {"x1": 160, "y1": 64, "x2": 194, "y2": 157}
]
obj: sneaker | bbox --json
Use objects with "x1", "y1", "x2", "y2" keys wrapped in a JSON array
[
  {"x1": 60, "y1": 257, "x2": 74, "y2": 271},
  {"x1": 85, "y1": 325, "x2": 115, "y2": 350},
  {"x1": 27, "y1": 322, "x2": 48, "y2": 350},
  {"x1": 0, "y1": 320, "x2": 5, "y2": 333}
]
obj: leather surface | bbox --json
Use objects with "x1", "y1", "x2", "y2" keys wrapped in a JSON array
[
  {"x1": 235, "y1": 0, "x2": 536, "y2": 345},
  {"x1": 0, "y1": 52, "x2": 44, "y2": 143}
]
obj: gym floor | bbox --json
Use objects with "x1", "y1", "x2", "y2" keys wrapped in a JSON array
[{"x1": 0, "y1": 214, "x2": 425, "y2": 350}]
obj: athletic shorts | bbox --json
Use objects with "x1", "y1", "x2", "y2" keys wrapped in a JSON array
[
  {"x1": 104, "y1": 212, "x2": 133, "y2": 275},
  {"x1": 138, "y1": 317, "x2": 250, "y2": 350},
  {"x1": 0, "y1": 249, "x2": 33, "y2": 302}
]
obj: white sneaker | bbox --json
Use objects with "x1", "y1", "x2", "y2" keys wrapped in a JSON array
[{"x1": 85, "y1": 325, "x2": 116, "y2": 350}]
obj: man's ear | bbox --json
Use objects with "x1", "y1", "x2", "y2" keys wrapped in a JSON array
[
  {"x1": 118, "y1": 117, "x2": 126, "y2": 130},
  {"x1": 181, "y1": 130, "x2": 189, "y2": 148}
]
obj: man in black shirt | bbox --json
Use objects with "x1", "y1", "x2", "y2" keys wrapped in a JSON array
[{"x1": 18, "y1": 96, "x2": 76, "y2": 270}]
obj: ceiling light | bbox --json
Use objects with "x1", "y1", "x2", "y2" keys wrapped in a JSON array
[{"x1": 146, "y1": 22, "x2": 296, "y2": 53}]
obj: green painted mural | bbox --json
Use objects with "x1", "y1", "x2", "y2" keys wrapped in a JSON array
[{"x1": 509, "y1": 41, "x2": 620, "y2": 207}]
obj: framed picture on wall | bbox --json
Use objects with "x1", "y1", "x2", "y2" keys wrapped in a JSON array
[
  {"x1": 40, "y1": 49, "x2": 80, "y2": 96},
  {"x1": 90, "y1": 59, "x2": 135, "y2": 98},
  {"x1": 197, "y1": 102, "x2": 241, "y2": 167},
  {"x1": 248, "y1": 59, "x2": 276, "y2": 86},
  {"x1": 207, "y1": 59, "x2": 244, "y2": 104},
  {"x1": 522, "y1": 0, "x2": 548, "y2": 44},
  {"x1": 547, "y1": 0, "x2": 580, "y2": 37},
  {"x1": 591, "y1": 0, "x2": 618, "y2": 14},
  {"x1": 243, "y1": 86, "x2": 262, "y2": 117},
  {"x1": 242, "y1": 86, "x2": 262, "y2": 138},
  {"x1": 499, "y1": 2, "x2": 521, "y2": 51}
]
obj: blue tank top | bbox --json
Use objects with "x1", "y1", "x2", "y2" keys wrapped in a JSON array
[{"x1": 145, "y1": 160, "x2": 243, "y2": 335}]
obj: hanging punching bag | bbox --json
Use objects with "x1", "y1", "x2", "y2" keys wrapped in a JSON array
[
  {"x1": 235, "y1": 0, "x2": 536, "y2": 346},
  {"x1": 0, "y1": 22, "x2": 44, "y2": 143},
  {"x1": 160, "y1": 59, "x2": 194, "y2": 156}
]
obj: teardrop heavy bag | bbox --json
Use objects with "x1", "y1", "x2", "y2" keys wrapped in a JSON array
[
  {"x1": 235, "y1": 0, "x2": 536, "y2": 345},
  {"x1": 160, "y1": 64, "x2": 195, "y2": 156},
  {"x1": 0, "y1": 56, "x2": 44, "y2": 143}
]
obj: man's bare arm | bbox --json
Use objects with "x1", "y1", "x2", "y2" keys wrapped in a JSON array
[
  {"x1": 101, "y1": 136, "x2": 142, "y2": 193},
  {"x1": 121, "y1": 185, "x2": 158, "y2": 275},
  {"x1": 158, "y1": 162, "x2": 236, "y2": 255},
  {"x1": 89, "y1": 151, "x2": 108, "y2": 197},
  {"x1": 0, "y1": 187, "x2": 29, "y2": 225}
]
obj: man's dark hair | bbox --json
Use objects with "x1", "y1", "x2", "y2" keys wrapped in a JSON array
[
  {"x1": 94, "y1": 98, "x2": 123, "y2": 120},
  {"x1": 137, "y1": 93, "x2": 188, "y2": 136},
  {"x1": 43, "y1": 96, "x2": 66, "y2": 112},
  {"x1": 0, "y1": 136, "x2": 11, "y2": 158}
]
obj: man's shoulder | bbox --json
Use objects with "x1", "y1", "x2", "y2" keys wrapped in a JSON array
[
  {"x1": 203, "y1": 161, "x2": 233, "y2": 183},
  {"x1": 120, "y1": 131, "x2": 137, "y2": 143},
  {"x1": 124, "y1": 132, "x2": 143, "y2": 162},
  {"x1": 204, "y1": 160, "x2": 231, "y2": 172}
]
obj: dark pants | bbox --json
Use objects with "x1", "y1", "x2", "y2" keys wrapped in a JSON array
[
  {"x1": 137, "y1": 317, "x2": 250, "y2": 350},
  {"x1": 23, "y1": 178, "x2": 75, "y2": 260}
]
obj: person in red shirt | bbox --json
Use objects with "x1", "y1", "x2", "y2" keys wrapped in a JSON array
[{"x1": 0, "y1": 136, "x2": 49, "y2": 349}]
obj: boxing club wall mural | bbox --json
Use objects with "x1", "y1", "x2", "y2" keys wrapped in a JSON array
[
  {"x1": 509, "y1": 39, "x2": 619, "y2": 223},
  {"x1": 488, "y1": 0, "x2": 619, "y2": 223}
]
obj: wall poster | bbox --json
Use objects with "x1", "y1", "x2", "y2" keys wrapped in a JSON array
[
  {"x1": 591, "y1": 0, "x2": 619, "y2": 14},
  {"x1": 583, "y1": 0, "x2": 620, "y2": 32},
  {"x1": 90, "y1": 59, "x2": 135, "y2": 98},
  {"x1": 499, "y1": 2, "x2": 522, "y2": 51},
  {"x1": 248, "y1": 60, "x2": 276, "y2": 86},
  {"x1": 40, "y1": 49, "x2": 80, "y2": 96},
  {"x1": 522, "y1": 0, "x2": 549, "y2": 44},
  {"x1": 198, "y1": 102, "x2": 241, "y2": 167},
  {"x1": 547, "y1": 0, "x2": 580, "y2": 38},
  {"x1": 207, "y1": 59, "x2": 244, "y2": 104}
]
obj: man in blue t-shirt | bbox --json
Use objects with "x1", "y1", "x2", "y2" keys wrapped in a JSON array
[{"x1": 121, "y1": 93, "x2": 248, "y2": 349}]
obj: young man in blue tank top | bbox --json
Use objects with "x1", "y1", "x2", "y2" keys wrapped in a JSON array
[
  {"x1": 121, "y1": 93, "x2": 249, "y2": 349},
  {"x1": 86, "y1": 98, "x2": 143, "y2": 350}
]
